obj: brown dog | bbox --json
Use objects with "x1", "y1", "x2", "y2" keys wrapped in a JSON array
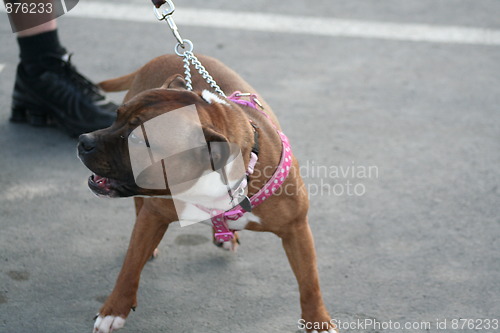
[{"x1": 78, "y1": 54, "x2": 336, "y2": 333}]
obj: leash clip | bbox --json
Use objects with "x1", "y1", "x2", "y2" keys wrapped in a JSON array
[
  {"x1": 153, "y1": 0, "x2": 184, "y2": 47},
  {"x1": 153, "y1": 0, "x2": 226, "y2": 96},
  {"x1": 153, "y1": 0, "x2": 174, "y2": 20}
]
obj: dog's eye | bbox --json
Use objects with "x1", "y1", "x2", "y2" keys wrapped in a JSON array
[{"x1": 129, "y1": 132, "x2": 145, "y2": 145}]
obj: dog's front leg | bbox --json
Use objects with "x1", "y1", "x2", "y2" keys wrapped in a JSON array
[
  {"x1": 93, "y1": 202, "x2": 171, "y2": 333},
  {"x1": 280, "y1": 218, "x2": 338, "y2": 333}
]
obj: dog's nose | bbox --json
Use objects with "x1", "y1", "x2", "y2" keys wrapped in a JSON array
[{"x1": 78, "y1": 133, "x2": 96, "y2": 153}]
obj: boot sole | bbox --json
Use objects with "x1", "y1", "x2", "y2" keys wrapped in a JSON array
[
  {"x1": 10, "y1": 97, "x2": 56, "y2": 127},
  {"x1": 11, "y1": 94, "x2": 94, "y2": 137}
]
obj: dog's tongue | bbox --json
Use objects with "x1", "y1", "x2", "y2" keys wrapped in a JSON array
[{"x1": 93, "y1": 174, "x2": 108, "y2": 188}]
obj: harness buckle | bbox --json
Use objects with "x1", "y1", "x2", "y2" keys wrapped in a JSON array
[
  {"x1": 253, "y1": 97, "x2": 264, "y2": 109},
  {"x1": 239, "y1": 196, "x2": 253, "y2": 213}
]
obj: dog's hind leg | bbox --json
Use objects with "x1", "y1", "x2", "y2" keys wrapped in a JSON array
[{"x1": 278, "y1": 217, "x2": 338, "y2": 333}]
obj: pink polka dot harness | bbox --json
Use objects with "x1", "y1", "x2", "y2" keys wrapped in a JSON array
[{"x1": 209, "y1": 91, "x2": 293, "y2": 243}]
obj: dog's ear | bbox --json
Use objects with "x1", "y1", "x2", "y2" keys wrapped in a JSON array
[
  {"x1": 161, "y1": 74, "x2": 187, "y2": 90},
  {"x1": 203, "y1": 127, "x2": 231, "y2": 171}
]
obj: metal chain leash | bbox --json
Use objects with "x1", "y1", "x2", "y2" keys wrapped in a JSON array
[
  {"x1": 154, "y1": 0, "x2": 226, "y2": 97},
  {"x1": 181, "y1": 52, "x2": 193, "y2": 91},
  {"x1": 184, "y1": 50, "x2": 226, "y2": 97}
]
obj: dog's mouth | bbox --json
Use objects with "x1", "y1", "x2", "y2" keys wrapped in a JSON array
[{"x1": 88, "y1": 173, "x2": 127, "y2": 197}]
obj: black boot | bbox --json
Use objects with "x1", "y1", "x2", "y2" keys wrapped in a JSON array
[{"x1": 11, "y1": 53, "x2": 117, "y2": 136}]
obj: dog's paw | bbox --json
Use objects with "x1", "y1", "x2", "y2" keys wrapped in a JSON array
[
  {"x1": 93, "y1": 314, "x2": 125, "y2": 333},
  {"x1": 300, "y1": 317, "x2": 338, "y2": 333},
  {"x1": 312, "y1": 326, "x2": 338, "y2": 333},
  {"x1": 214, "y1": 239, "x2": 238, "y2": 252},
  {"x1": 213, "y1": 232, "x2": 240, "y2": 252},
  {"x1": 222, "y1": 240, "x2": 238, "y2": 252},
  {"x1": 303, "y1": 329, "x2": 338, "y2": 333}
]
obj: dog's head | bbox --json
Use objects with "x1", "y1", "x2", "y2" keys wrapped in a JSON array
[{"x1": 78, "y1": 75, "x2": 249, "y2": 198}]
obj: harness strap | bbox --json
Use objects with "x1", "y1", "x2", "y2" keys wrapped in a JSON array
[{"x1": 210, "y1": 92, "x2": 293, "y2": 243}]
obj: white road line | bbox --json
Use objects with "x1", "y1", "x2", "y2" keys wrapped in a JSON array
[
  {"x1": 65, "y1": 1, "x2": 500, "y2": 46},
  {"x1": 0, "y1": 64, "x2": 5, "y2": 74}
]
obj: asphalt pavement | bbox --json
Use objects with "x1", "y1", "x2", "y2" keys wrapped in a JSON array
[{"x1": 0, "y1": 1, "x2": 499, "y2": 332}]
